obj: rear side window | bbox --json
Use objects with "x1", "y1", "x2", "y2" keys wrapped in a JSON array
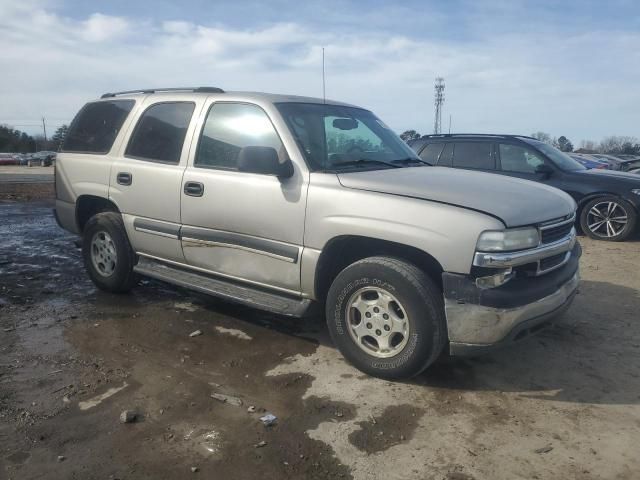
[
  {"x1": 419, "y1": 143, "x2": 444, "y2": 164},
  {"x1": 452, "y1": 142, "x2": 494, "y2": 169},
  {"x1": 62, "y1": 100, "x2": 135, "y2": 154},
  {"x1": 126, "y1": 102, "x2": 195, "y2": 164},
  {"x1": 195, "y1": 103, "x2": 284, "y2": 170}
]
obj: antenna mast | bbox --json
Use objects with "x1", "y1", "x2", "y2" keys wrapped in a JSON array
[
  {"x1": 322, "y1": 47, "x2": 326, "y2": 103},
  {"x1": 433, "y1": 77, "x2": 445, "y2": 134}
]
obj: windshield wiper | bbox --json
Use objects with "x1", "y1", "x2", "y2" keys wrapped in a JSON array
[
  {"x1": 334, "y1": 158, "x2": 403, "y2": 169},
  {"x1": 391, "y1": 157, "x2": 431, "y2": 166}
]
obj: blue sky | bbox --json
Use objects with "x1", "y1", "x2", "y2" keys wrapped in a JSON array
[{"x1": 1, "y1": 0, "x2": 638, "y2": 144}]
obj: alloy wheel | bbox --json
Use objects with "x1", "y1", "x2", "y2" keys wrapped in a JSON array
[{"x1": 586, "y1": 201, "x2": 628, "y2": 238}]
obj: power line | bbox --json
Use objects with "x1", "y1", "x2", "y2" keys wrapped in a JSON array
[{"x1": 433, "y1": 77, "x2": 445, "y2": 135}]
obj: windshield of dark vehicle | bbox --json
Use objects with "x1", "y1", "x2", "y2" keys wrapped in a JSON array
[
  {"x1": 523, "y1": 138, "x2": 586, "y2": 171},
  {"x1": 276, "y1": 103, "x2": 422, "y2": 171}
]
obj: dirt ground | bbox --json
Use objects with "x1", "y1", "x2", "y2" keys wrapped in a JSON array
[{"x1": 1, "y1": 183, "x2": 639, "y2": 480}]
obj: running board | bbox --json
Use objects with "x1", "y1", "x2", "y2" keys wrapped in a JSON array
[{"x1": 134, "y1": 257, "x2": 314, "y2": 317}]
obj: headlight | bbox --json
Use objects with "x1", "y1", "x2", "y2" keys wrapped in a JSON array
[
  {"x1": 476, "y1": 227, "x2": 540, "y2": 252},
  {"x1": 632, "y1": 189, "x2": 640, "y2": 196}
]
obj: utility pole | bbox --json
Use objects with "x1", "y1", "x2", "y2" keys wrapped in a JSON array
[
  {"x1": 322, "y1": 47, "x2": 326, "y2": 104},
  {"x1": 433, "y1": 77, "x2": 445, "y2": 134},
  {"x1": 42, "y1": 117, "x2": 48, "y2": 142}
]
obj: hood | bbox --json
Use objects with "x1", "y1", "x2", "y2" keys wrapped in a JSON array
[
  {"x1": 577, "y1": 168, "x2": 640, "y2": 185},
  {"x1": 337, "y1": 167, "x2": 576, "y2": 228}
]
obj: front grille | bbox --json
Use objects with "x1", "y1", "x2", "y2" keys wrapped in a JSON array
[
  {"x1": 541, "y1": 222, "x2": 573, "y2": 244},
  {"x1": 539, "y1": 253, "x2": 567, "y2": 271}
]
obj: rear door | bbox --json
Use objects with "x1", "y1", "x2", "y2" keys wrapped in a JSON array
[
  {"x1": 450, "y1": 141, "x2": 496, "y2": 173},
  {"x1": 417, "y1": 142, "x2": 445, "y2": 165},
  {"x1": 180, "y1": 101, "x2": 307, "y2": 293},
  {"x1": 109, "y1": 96, "x2": 205, "y2": 262}
]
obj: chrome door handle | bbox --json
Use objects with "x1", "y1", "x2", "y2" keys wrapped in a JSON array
[
  {"x1": 184, "y1": 181, "x2": 204, "y2": 197},
  {"x1": 117, "y1": 172, "x2": 132, "y2": 186}
]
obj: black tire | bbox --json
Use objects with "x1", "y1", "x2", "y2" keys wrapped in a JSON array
[
  {"x1": 326, "y1": 256, "x2": 446, "y2": 379},
  {"x1": 579, "y1": 195, "x2": 637, "y2": 241},
  {"x1": 82, "y1": 212, "x2": 137, "y2": 293}
]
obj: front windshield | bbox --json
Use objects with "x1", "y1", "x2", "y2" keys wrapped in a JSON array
[
  {"x1": 523, "y1": 139, "x2": 586, "y2": 171},
  {"x1": 276, "y1": 102, "x2": 422, "y2": 171}
]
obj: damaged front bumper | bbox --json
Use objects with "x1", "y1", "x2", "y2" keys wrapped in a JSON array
[{"x1": 443, "y1": 243, "x2": 581, "y2": 356}]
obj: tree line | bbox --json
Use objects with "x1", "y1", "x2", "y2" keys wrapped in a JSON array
[
  {"x1": 400, "y1": 129, "x2": 640, "y2": 156},
  {"x1": 0, "y1": 124, "x2": 69, "y2": 153}
]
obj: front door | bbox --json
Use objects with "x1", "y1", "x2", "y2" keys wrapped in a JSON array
[
  {"x1": 109, "y1": 97, "x2": 203, "y2": 262},
  {"x1": 495, "y1": 142, "x2": 563, "y2": 189},
  {"x1": 180, "y1": 101, "x2": 307, "y2": 293}
]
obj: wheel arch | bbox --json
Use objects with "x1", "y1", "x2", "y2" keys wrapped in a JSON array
[
  {"x1": 577, "y1": 192, "x2": 638, "y2": 221},
  {"x1": 76, "y1": 195, "x2": 121, "y2": 232},
  {"x1": 313, "y1": 235, "x2": 445, "y2": 302}
]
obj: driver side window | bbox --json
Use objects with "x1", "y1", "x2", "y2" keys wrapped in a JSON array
[{"x1": 499, "y1": 143, "x2": 545, "y2": 173}]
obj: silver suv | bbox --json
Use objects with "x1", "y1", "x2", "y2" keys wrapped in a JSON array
[{"x1": 54, "y1": 87, "x2": 580, "y2": 379}]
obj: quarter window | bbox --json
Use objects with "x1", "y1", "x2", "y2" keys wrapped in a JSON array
[
  {"x1": 419, "y1": 143, "x2": 444, "y2": 164},
  {"x1": 499, "y1": 144, "x2": 545, "y2": 173},
  {"x1": 452, "y1": 142, "x2": 494, "y2": 169},
  {"x1": 195, "y1": 103, "x2": 284, "y2": 170},
  {"x1": 62, "y1": 100, "x2": 135, "y2": 154},
  {"x1": 125, "y1": 102, "x2": 195, "y2": 164}
]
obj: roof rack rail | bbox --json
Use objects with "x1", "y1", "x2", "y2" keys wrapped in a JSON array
[
  {"x1": 419, "y1": 133, "x2": 537, "y2": 140},
  {"x1": 100, "y1": 87, "x2": 224, "y2": 99}
]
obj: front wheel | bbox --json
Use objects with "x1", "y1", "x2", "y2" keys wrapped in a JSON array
[
  {"x1": 580, "y1": 196, "x2": 637, "y2": 241},
  {"x1": 326, "y1": 256, "x2": 446, "y2": 379},
  {"x1": 82, "y1": 212, "x2": 137, "y2": 293}
]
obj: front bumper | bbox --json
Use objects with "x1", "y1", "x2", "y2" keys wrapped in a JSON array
[{"x1": 443, "y1": 243, "x2": 581, "y2": 355}]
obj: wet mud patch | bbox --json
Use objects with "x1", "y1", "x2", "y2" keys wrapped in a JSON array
[
  {"x1": 49, "y1": 286, "x2": 353, "y2": 479},
  {"x1": 348, "y1": 404, "x2": 424, "y2": 454}
]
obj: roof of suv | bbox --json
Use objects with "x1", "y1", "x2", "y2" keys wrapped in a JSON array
[
  {"x1": 96, "y1": 87, "x2": 358, "y2": 108},
  {"x1": 413, "y1": 134, "x2": 538, "y2": 142}
]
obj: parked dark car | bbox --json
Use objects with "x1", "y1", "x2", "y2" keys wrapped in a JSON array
[
  {"x1": 589, "y1": 154, "x2": 639, "y2": 172},
  {"x1": 408, "y1": 134, "x2": 640, "y2": 241},
  {"x1": 33, "y1": 151, "x2": 56, "y2": 166}
]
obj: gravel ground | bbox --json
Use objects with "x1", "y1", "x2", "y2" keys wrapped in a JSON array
[
  {"x1": 1, "y1": 192, "x2": 639, "y2": 480},
  {"x1": 0, "y1": 166, "x2": 54, "y2": 185}
]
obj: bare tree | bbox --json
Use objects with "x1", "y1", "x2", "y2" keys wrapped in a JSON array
[
  {"x1": 599, "y1": 136, "x2": 640, "y2": 154},
  {"x1": 579, "y1": 140, "x2": 598, "y2": 152},
  {"x1": 530, "y1": 132, "x2": 552, "y2": 144}
]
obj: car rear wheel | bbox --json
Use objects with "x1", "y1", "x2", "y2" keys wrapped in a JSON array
[
  {"x1": 326, "y1": 256, "x2": 446, "y2": 379},
  {"x1": 580, "y1": 195, "x2": 637, "y2": 241},
  {"x1": 82, "y1": 212, "x2": 137, "y2": 292}
]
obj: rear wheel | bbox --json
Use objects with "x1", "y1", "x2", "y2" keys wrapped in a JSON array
[
  {"x1": 326, "y1": 256, "x2": 446, "y2": 379},
  {"x1": 82, "y1": 212, "x2": 137, "y2": 292},
  {"x1": 580, "y1": 195, "x2": 637, "y2": 241}
]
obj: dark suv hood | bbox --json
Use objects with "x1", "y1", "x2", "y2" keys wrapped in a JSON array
[
  {"x1": 337, "y1": 166, "x2": 576, "y2": 227},
  {"x1": 576, "y1": 168, "x2": 640, "y2": 186}
]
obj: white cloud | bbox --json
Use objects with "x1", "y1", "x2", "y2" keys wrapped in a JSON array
[
  {"x1": 81, "y1": 13, "x2": 129, "y2": 42},
  {"x1": 0, "y1": 1, "x2": 638, "y2": 142}
]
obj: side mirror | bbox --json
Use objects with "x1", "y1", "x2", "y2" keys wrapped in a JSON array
[
  {"x1": 237, "y1": 146, "x2": 294, "y2": 178},
  {"x1": 535, "y1": 164, "x2": 554, "y2": 177}
]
